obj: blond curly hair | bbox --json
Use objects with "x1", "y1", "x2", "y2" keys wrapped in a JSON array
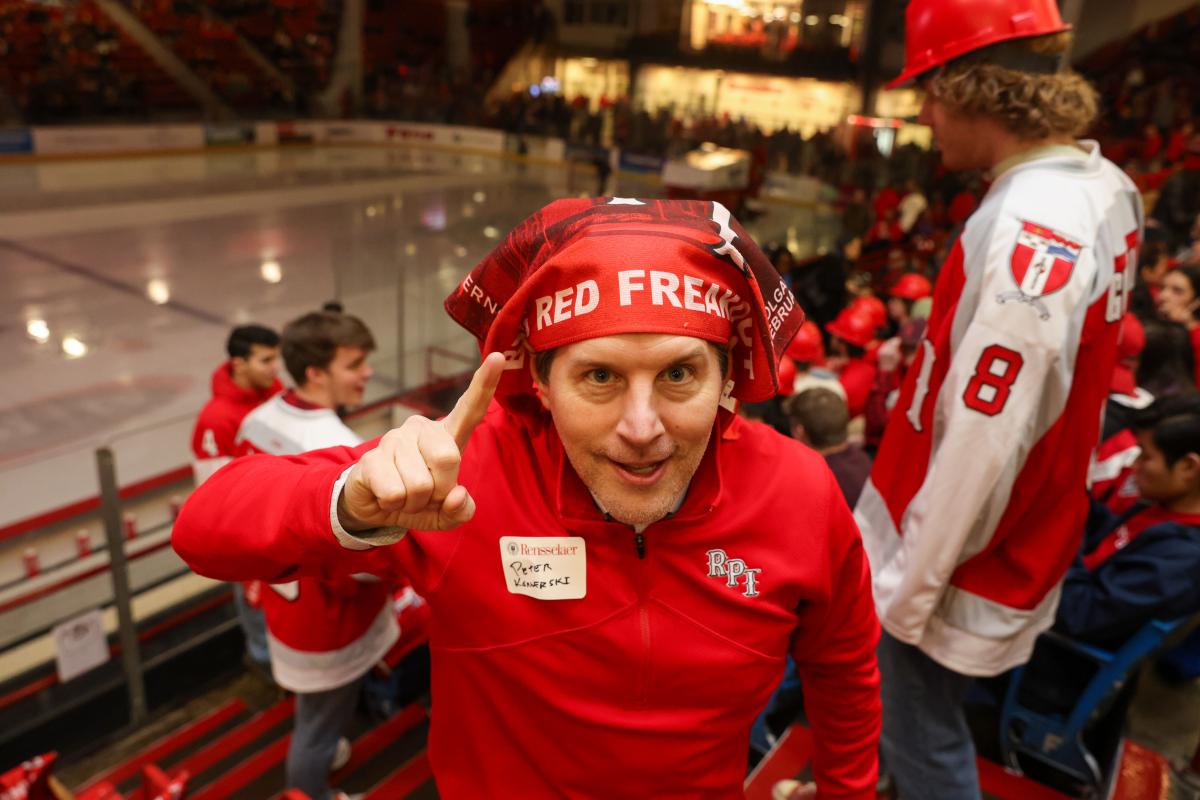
[{"x1": 928, "y1": 32, "x2": 1098, "y2": 140}]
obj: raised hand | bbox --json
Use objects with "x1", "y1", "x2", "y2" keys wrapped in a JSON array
[{"x1": 337, "y1": 352, "x2": 506, "y2": 533}]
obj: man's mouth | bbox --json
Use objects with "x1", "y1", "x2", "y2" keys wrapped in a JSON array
[{"x1": 608, "y1": 457, "x2": 668, "y2": 485}]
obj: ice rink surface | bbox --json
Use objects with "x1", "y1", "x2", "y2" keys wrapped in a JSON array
[{"x1": 0, "y1": 145, "x2": 837, "y2": 531}]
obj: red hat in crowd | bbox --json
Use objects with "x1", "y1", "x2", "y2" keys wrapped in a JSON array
[
  {"x1": 889, "y1": 0, "x2": 1071, "y2": 87},
  {"x1": 776, "y1": 355, "x2": 797, "y2": 397},
  {"x1": 850, "y1": 295, "x2": 888, "y2": 331},
  {"x1": 1110, "y1": 313, "x2": 1145, "y2": 396},
  {"x1": 444, "y1": 197, "x2": 806, "y2": 406},
  {"x1": 890, "y1": 272, "x2": 933, "y2": 301},
  {"x1": 785, "y1": 321, "x2": 825, "y2": 364},
  {"x1": 826, "y1": 307, "x2": 877, "y2": 348}
]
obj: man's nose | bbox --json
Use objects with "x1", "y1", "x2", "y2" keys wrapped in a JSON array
[
  {"x1": 917, "y1": 94, "x2": 934, "y2": 127},
  {"x1": 615, "y1": 380, "x2": 666, "y2": 448}
]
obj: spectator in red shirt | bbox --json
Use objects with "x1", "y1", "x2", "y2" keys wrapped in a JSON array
[
  {"x1": 873, "y1": 185, "x2": 901, "y2": 221},
  {"x1": 1166, "y1": 120, "x2": 1195, "y2": 163},
  {"x1": 1141, "y1": 122, "x2": 1164, "y2": 162},
  {"x1": 190, "y1": 324, "x2": 282, "y2": 673},
  {"x1": 947, "y1": 187, "x2": 978, "y2": 227},
  {"x1": 825, "y1": 306, "x2": 878, "y2": 418}
]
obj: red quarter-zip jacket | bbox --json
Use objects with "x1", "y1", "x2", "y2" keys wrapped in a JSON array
[{"x1": 173, "y1": 403, "x2": 880, "y2": 798}]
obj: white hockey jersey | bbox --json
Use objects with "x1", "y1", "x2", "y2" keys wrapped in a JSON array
[
  {"x1": 855, "y1": 142, "x2": 1143, "y2": 676},
  {"x1": 236, "y1": 392, "x2": 398, "y2": 691}
]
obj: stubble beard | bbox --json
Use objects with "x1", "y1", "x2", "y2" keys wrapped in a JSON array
[{"x1": 564, "y1": 429, "x2": 712, "y2": 528}]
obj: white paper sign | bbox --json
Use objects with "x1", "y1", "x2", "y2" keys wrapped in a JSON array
[
  {"x1": 499, "y1": 536, "x2": 587, "y2": 600},
  {"x1": 53, "y1": 609, "x2": 109, "y2": 682}
]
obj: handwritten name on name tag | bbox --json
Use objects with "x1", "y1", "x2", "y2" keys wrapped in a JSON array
[{"x1": 499, "y1": 536, "x2": 586, "y2": 600}]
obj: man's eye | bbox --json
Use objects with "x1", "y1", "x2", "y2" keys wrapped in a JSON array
[
  {"x1": 588, "y1": 368, "x2": 612, "y2": 383},
  {"x1": 664, "y1": 366, "x2": 691, "y2": 383}
]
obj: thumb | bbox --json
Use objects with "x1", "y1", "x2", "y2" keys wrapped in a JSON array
[{"x1": 440, "y1": 484, "x2": 476, "y2": 528}]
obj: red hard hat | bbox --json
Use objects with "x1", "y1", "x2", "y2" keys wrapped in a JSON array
[
  {"x1": 776, "y1": 354, "x2": 797, "y2": 396},
  {"x1": 785, "y1": 321, "x2": 825, "y2": 364},
  {"x1": 890, "y1": 272, "x2": 933, "y2": 301},
  {"x1": 826, "y1": 307, "x2": 877, "y2": 348},
  {"x1": 888, "y1": 0, "x2": 1071, "y2": 88},
  {"x1": 850, "y1": 295, "x2": 888, "y2": 331}
]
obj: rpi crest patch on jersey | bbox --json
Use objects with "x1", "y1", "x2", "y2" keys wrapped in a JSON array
[{"x1": 997, "y1": 221, "x2": 1083, "y2": 319}]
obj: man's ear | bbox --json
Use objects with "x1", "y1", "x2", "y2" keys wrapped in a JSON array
[
  {"x1": 1179, "y1": 452, "x2": 1200, "y2": 482},
  {"x1": 530, "y1": 359, "x2": 551, "y2": 410},
  {"x1": 305, "y1": 364, "x2": 326, "y2": 389},
  {"x1": 790, "y1": 422, "x2": 807, "y2": 444}
]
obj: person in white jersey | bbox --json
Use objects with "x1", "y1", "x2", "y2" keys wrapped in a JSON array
[
  {"x1": 236, "y1": 310, "x2": 392, "y2": 800},
  {"x1": 851, "y1": 1, "x2": 1144, "y2": 797}
]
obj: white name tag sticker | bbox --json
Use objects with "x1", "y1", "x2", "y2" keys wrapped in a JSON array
[{"x1": 499, "y1": 536, "x2": 586, "y2": 600}]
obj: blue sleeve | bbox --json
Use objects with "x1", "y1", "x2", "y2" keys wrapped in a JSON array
[{"x1": 1055, "y1": 525, "x2": 1200, "y2": 646}]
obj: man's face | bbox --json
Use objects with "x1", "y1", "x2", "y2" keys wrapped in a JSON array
[
  {"x1": 536, "y1": 333, "x2": 727, "y2": 528},
  {"x1": 918, "y1": 87, "x2": 992, "y2": 171},
  {"x1": 314, "y1": 346, "x2": 373, "y2": 406},
  {"x1": 1134, "y1": 430, "x2": 1196, "y2": 504},
  {"x1": 234, "y1": 344, "x2": 280, "y2": 391},
  {"x1": 886, "y1": 296, "x2": 909, "y2": 323},
  {"x1": 1157, "y1": 271, "x2": 1199, "y2": 323}
]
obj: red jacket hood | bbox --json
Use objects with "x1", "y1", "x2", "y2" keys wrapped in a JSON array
[{"x1": 210, "y1": 362, "x2": 281, "y2": 407}]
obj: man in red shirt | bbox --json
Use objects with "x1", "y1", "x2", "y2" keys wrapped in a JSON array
[
  {"x1": 824, "y1": 307, "x2": 879, "y2": 418},
  {"x1": 190, "y1": 324, "x2": 281, "y2": 671},
  {"x1": 191, "y1": 325, "x2": 281, "y2": 484},
  {"x1": 174, "y1": 198, "x2": 882, "y2": 798}
]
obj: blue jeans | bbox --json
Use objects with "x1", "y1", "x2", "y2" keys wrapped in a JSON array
[
  {"x1": 287, "y1": 677, "x2": 362, "y2": 800},
  {"x1": 232, "y1": 582, "x2": 270, "y2": 666},
  {"x1": 878, "y1": 630, "x2": 981, "y2": 800}
]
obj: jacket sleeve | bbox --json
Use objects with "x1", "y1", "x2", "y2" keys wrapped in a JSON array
[
  {"x1": 879, "y1": 206, "x2": 1107, "y2": 641},
  {"x1": 1055, "y1": 525, "x2": 1200, "y2": 646},
  {"x1": 172, "y1": 438, "x2": 425, "y2": 591},
  {"x1": 792, "y1": 472, "x2": 881, "y2": 799},
  {"x1": 190, "y1": 407, "x2": 238, "y2": 485}
]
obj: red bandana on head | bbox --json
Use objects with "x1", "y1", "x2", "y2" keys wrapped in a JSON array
[{"x1": 444, "y1": 198, "x2": 805, "y2": 408}]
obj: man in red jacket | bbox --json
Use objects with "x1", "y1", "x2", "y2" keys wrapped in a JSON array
[
  {"x1": 190, "y1": 324, "x2": 281, "y2": 672},
  {"x1": 174, "y1": 198, "x2": 881, "y2": 799},
  {"x1": 191, "y1": 324, "x2": 282, "y2": 484}
]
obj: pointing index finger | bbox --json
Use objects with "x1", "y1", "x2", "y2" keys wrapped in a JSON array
[{"x1": 442, "y1": 352, "x2": 506, "y2": 451}]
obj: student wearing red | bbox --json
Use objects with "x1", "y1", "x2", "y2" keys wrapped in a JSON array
[
  {"x1": 858, "y1": 1, "x2": 1142, "y2": 796},
  {"x1": 825, "y1": 307, "x2": 878, "y2": 418},
  {"x1": 190, "y1": 325, "x2": 281, "y2": 484},
  {"x1": 1090, "y1": 314, "x2": 1155, "y2": 515},
  {"x1": 174, "y1": 198, "x2": 881, "y2": 799},
  {"x1": 189, "y1": 324, "x2": 281, "y2": 672},
  {"x1": 234, "y1": 311, "x2": 389, "y2": 800}
]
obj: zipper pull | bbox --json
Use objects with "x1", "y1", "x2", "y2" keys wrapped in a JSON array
[{"x1": 634, "y1": 532, "x2": 646, "y2": 559}]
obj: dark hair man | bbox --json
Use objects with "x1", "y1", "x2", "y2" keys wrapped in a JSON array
[{"x1": 190, "y1": 324, "x2": 282, "y2": 675}]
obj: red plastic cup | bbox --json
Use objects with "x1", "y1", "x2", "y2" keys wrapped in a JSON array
[{"x1": 22, "y1": 548, "x2": 39, "y2": 578}]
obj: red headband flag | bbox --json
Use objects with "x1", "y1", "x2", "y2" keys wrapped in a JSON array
[{"x1": 444, "y1": 197, "x2": 805, "y2": 407}]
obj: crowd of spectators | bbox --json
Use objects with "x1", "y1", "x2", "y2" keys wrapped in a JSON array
[
  {"x1": 0, "y1": 0, "x2": 195, "y2": 123},
  {"x1": 126, "y1": 0, "x2": 296, "y2": 113},
  {"x1": 210, "y1": 0, "x2": 339, "y2": 101}
]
